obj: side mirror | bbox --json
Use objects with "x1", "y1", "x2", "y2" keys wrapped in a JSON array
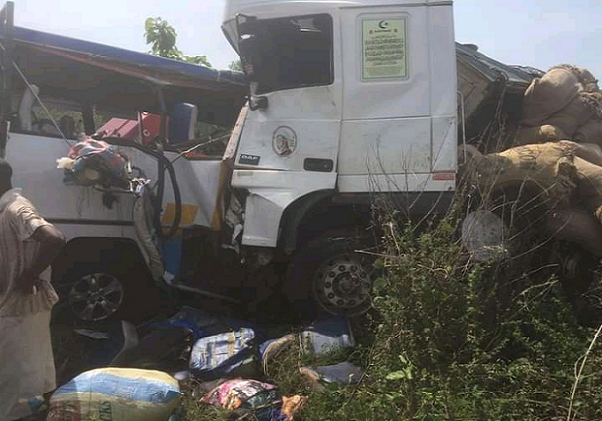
[
  {"x1": 238, "y1": 36, "x2": 261, "y2": 83},
  {"x1": 249, "y1": 95, "x2": 268, "y2": 111}
]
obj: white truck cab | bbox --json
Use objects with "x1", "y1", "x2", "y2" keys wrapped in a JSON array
[
  {"x1": 212, "y1": 0, "x2": 459, "y2": 317},
  {"x1": 221, "y1": 0, "x2": 457, "y2": 250}
]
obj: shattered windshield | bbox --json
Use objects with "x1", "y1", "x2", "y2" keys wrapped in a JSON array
[{"x1": 238, "y1": 14, "x2": 333, "y2": 95}]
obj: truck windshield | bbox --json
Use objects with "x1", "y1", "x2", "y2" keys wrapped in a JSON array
[{"x1": 238, "y1": 14, "x2": 333, "y2": 95}]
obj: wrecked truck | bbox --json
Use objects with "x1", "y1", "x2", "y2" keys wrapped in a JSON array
[
  {"x1": 459, "y1": 60, "x2": 602, "y2": 317},
  {"x1": 0, "y1": 0, "x2": 598, "y2": 325}
]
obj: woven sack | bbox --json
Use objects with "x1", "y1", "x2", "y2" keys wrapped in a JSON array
[
  {"x1": 544, "y1": 95, "x2": 594, "y2": 137},
  {"x1": 514, "y1": 125, "x2": 567, "y2": 145},
  {"x1": 522, "y1": 68, "x2": 582, "y2": 126}
]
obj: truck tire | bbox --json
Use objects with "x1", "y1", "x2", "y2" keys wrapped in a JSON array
[
  {"x1": 551, "y1": 241, "x2": 602, "y2": 327},
  {"x1": 284, "y1": 236, "x2": 376, "y2": 320},
  {"x1": 463, "y1": 186, "x2": 602, "y2": 326}
]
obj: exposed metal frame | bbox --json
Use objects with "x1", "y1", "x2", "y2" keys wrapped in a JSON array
[{"x1": 0, "y1": 1, "x2": 13, "y2": 157}]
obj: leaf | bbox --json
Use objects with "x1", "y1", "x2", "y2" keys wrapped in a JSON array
[
  {"x1": 386, "y1": 371, "x2": 407, "y2": 381},
  {"x1": 373, "y1": 277, "x2": 388, "y2": 292},
  {"x1": 228, "y1": 60, "x2": 243, "y2": 71},
  {"x1": 144, "y1": 16, "x2": 180, "y2": 59},
  {"x1": 145, "y1": 17, "x2": 156, "y2": 31},
  {"x1": 373, "y1": 258, "x2": 385, "y2": 270},
  {"x1": 185, "y1": 55, "x2": 212, "y2": 67}
]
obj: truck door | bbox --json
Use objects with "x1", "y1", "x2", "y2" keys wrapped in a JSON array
[
  {"x1": 228, "y1": 13, "x2": 343, "y2": 247},
  {"x1": 233, "y1": 13, "x2": 343, "y2": 174},
  {"x1": 338, "y1": 3, "x2": 457, "y2": 194}
]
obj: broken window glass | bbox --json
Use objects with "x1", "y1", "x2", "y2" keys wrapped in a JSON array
[{"x1": 238, "y1": 14, "x2": 333, "y2": 95}]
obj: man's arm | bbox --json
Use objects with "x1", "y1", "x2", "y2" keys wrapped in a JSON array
[{"x1": 18, "y1": 225, "x2": 66, "y2": 294}]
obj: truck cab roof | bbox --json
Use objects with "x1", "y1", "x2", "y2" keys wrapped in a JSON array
[{"x1": 224, "y1": 0, "x2": 451, "y2": 18}]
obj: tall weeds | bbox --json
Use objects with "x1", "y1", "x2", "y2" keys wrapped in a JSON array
[{"x1": 270, "y1": 187, "x2": 602, "y2": 421}]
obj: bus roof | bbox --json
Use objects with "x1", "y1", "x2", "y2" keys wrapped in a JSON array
[{"x1": 0, "y1": 25, "x2": 248, "y2": 126}]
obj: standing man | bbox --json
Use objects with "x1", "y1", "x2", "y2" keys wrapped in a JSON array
[{"x1": 0, "y1": 159, "x2": 66, "y2": 421}]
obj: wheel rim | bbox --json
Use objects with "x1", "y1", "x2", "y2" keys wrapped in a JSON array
[
  {"x1": 554, "y1": 244, "x2": 599, "y2": 286},
  {"x1": 68, "y1": 273, "x2": 124, "y2": 321},
  {"x1": 461, "y1": 210, "x2": 509, "y2": 262},
  {"x1": 312, "y1": 252, "x2": 373, "y2": 316}
]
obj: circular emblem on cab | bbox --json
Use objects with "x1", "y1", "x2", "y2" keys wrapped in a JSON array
[{"x1": 272, "y1": 126, "x2": 297, "y2": 157}]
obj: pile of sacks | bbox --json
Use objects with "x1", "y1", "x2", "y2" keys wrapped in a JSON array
[
  {"x1": 46, "y1": 368, "x2": 183, "y2": 421},
  {"x1": 516, "y1": 64, "x2": 602, "y2": 145},
  {"x1": 461, "y1": 64, "x2": 602, "y2": 261},
  {"x1": 461, "y1": 140, "x2": 602, "y2": 258}
]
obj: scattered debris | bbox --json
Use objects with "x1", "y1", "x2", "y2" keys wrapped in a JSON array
[
  {"x1": 300, "y1": 362, "x2": 363, "y2": 392},
  {"x1": 300, "y1": 317, "x2": 355, "y2": 356},
  {"x1": 281, "y1": 395, "x2": 308, "y2": 421},
  {"x1": 311, "y1": 362, "x2": 363, "y2": 385},
  {"x1": 260, "y1": 334, "x2": 296, "y2": 377},
  {"x1": 173, "y1": 370, "x2": 190, "y2": 381},
  {"x1": 190, "y1": 328, "x2": 259, "y2": 380},
  {"x1": 201, "y1": 378, "x2": 280, "y2": 412},
  {"x1": 58, "y1": 137, "x2": 133, "y2": 189},
  {"x1": 73, "y1": 328, "x2": 110, "y2": 340},
  {"x1": 51, "y1": 307, "x2": 361, "y2": 420},
  {"x1": 200, "y1": 378, "x2": 307, "y2": 421}
]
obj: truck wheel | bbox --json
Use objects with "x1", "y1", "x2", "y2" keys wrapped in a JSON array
[
  {"x1": 552, "y1": 241, "x2": 602, "y2": 327},
  {"x1": 285, "y1": 236, "x2": 375, "y2": 319}
]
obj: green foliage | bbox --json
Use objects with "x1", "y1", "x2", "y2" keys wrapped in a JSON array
[
  {"x1": 144, "y1": 17, "x2": 212, "y2": 67},
  {"x1": 228, "y1": 60, "x2": 243, "y2": 72},
  {"x1": 145, "y1": 17, "x2": 180, "y2": 59},
  {"x1": 180, "y1": 186, "x2": 602, "y2": 420},
  {"x1": 328, "y1": 211, "x2": 602, "y2": 421},
  {"x1": 184, "y1": 55, "x2": 212, "y2": 67}
]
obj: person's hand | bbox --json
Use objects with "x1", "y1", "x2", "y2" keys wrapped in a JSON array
[{"x1": 17, "y1": 271, "x2": 40, "y2": 295}]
